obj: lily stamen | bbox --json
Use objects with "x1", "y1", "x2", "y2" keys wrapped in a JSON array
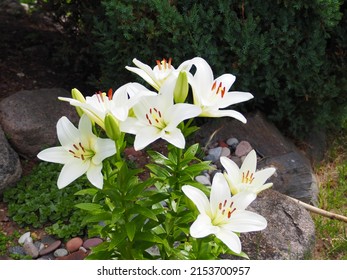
[
  {"x1": 146, "y1": 107, "x2": 165, "y2": 128},
  {"x1": 242, "y1": 170, "x2": 255, "y2": 184},
  {"x1": 107, "y1": 88, "x2": 113, "y2": 100}
]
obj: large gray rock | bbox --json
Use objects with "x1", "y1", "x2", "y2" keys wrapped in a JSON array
[
  {"x1": 0, "y1": 88, "x2": 79, "y2": 159},
  {"x1": 0, "y1": 125, "x2": 21, "y2": 192},
  {"x1": 222, "y1": 189, "x2": 316, "y2": 260},
  {"x1": 194, "y1": 111, "x2": 318, "y2": 205}
]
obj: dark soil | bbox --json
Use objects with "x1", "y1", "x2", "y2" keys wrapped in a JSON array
[{"x1": 0, "y1": 11, "x2": 95, "y2": 102}]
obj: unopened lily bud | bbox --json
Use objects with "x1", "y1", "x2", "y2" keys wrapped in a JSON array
[
  {"x1": 71, "y1": 88, "x2": 86, "y2": 117},
  {"x1": 104, "y1": 113, "x2": 121, "y2": 141},
  {"x1": 173, "y1": 71, "x2": 189, "y2": 103}
]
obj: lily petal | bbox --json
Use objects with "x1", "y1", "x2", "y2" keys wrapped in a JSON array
[
  {"x1": 210, "y1": 173, "x2": 232, "y2": 217},
  {"x1": 217, "y1": 91, "x2": 254, "y2": 109},
  {"x1": 215, "y1": 229, "x2": 242, "y2": 254},
  {"x1": 253, "y1": 168, "x2": 276, "y2": 187},
  {"x1": 200, "y1": 109, "x2": 247, "y2": 123},
  {"x1": 230, "y1": 191, "x2": 257, "y2": 211},
  {"x1": 133, "y1": 126, "x2": 161, "y2": 151},
  {"x1": 56, "y1": 116, "x2": 80, "y2": 148},
  {"x1": 92, "y1": 137, "x2": 117, "y2": 165},
  {"x1": 57, "y1": 159, "x2": 90, "y2": 189},
  {"x1": 240, "y1": 150, "x2": 257, "y2": 175},
  {"x1": 160, "y1": 127, "x2": 185, "y2": 149},
  {"x1": 190, "y1": 214, "x2": 219, "y2": 238},
  {"x1": 182, "y1": 185, "x2": 210, "y2": 215},
  {"x1": 37, "y1": 147, "x2": 70, "y2": 164},
  {"x1": 86, "y1": 163, "x2": 104, "y2": 189},
  {"x1": 221, "y1": 210, "x2": 267, "y2": 233}
]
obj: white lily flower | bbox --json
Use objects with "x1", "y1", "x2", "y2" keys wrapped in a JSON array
[
  {"x1": 220, "y1": 150, "x2": 276, "y2": 195},
  {"x1": 188, "y1": 57, "x2": 253, "y2": 123},
  {"x1": 125, "y1": 58, "x2": 192, "y2": 91},
  {"x1": 37, "y1": 114, "x2": 116, "y2": 189},
  {"x1": 182, "y1": 173, "x2": 267, "y2": 254},
  {"x1": 120, "y1": 80, "x2": 201, "y2": 150},
  {"x1": 59, "y1": 83, "x2": 153, "y2": 129}
]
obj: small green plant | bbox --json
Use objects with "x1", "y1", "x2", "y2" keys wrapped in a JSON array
[
  {"x1": 0, "y1": 231, "x2": 20, "y2": 257},
  {"x1": 3, "y1": 162, "x2": 93, "y2": 239}
]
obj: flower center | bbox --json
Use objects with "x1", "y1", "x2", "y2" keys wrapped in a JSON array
[
  {"x1": 68, "y1": 142, "x2": 94, "y2": 161},
  {"x1": 211, "y1": 81, "x2": 226, "y2": 98},
  {"x1": 154, "y1": 58, "x2": 173, "y2": 81},
  {"x1": 95, "y1": 88, "x2": 113, "y2": 103},
  {"x1": 242, "y1": 170, "x2": 255, "y2": 184},
  {"x1": 212, "y1": 199, "x2": 236, "y2": 225},
  {"x1": 145, "y1": 107, "x2": 166, "y2": 129},
  {"x1": 156, "y1": 58, "x2": 172, "y2": 70}
]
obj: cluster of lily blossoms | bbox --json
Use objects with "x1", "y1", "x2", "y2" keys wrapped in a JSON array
[{"x1": 37, "y1": 57, "x2": 275, "y2": 256}]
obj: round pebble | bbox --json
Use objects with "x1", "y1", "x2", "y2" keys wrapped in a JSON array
[
  {"x1": 226, "y1": 137, "x2": 239, "y2": 149},
  {"x1": 220, "y1": 147, "x2": 231, "y2": 157},
  {"x1": 207, "y1": 147, "x2": 222, "y2": 162},
  {"x1": 235, "y1": 140, "x2": 252, "y2": 157},
  {"x1": 66, "y1": 237, "x2": 83, "y2": 253},
  {"x1": 83, "y1": 238, "x2": 103, "y2": 250},
  {"x1": 54, "y1": 248, "x2": 68, "y2": 257}
]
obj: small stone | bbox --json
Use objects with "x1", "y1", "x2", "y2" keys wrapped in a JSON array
[
  {"x1": 195, "y1": 175, "x2": 211, "y2": 186},
  {"x1": 83, "y1": 238, "x2": 103, "y2": 250},
  {"x1": 66, "y1": 237, "x2": 83, "y2": 253},
  {"x1": 18, "y1": 231, "x2": 31, "y2": 245},
  {"x1": 79, "y1": 246, "x2": 88, "y2": 253},
  {"x1": 23, "y1": 239, "x2": 39, "y2": 259},
  {"x1": 55, "y1": 249, "x2": 88, "y2": 260},
  {"x1": 54, "y1": 248, "x2": 68, "y2": 257},
  {"x1": 207, "y1": 147, "x2": 222, "y2": 162},
  {"x1": 235, "y1": 141, "x2": 253, "y2": 157},
  {"x1": 220, "y1": 147, "x2": 231, "y2": 157},
  {"x1": 226, "y1": 137, "x2": 239, "y2": 150},
  {"x1": 34, "y1": 241, "x2": 45, "y2": 252},
  {"x1": 8, "y1": 246, "x2": 26, "y2": 256},
  {"x1": 39, "y1": 240, "x2": 61, "y2": 256}
]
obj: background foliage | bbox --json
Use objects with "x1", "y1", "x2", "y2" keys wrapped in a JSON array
[{"x1": 32, "y1": 0, "x2": 347, "y2": 138}]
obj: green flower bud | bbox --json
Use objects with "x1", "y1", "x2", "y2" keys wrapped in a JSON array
[
  {"x1": 71, "y1": 88, "x2": 86, "y2": 117},
  {"x1": 104, "y1": 113, "x2": 121, "y2": 141},
  {"x1": 173, "y1": 71, "x2": 189, "y2": 103}
]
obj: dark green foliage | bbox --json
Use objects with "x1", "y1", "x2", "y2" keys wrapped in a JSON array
[
  {"x1": 3, "y1": 162, "x2": 92, "y2": 239},
  {"x1": 92, "y1": 0, "x2": 347, "y2": 138},
  {"x1": 32, "y1": 0, "x2": 347, "y2": 138}
]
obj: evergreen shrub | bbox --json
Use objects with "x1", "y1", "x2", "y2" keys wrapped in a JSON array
[{"x1": 92, "y1": 0, "x2": 347, "y2": 138}]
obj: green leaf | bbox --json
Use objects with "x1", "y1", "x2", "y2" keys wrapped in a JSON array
[
  {"x1": 136, "y1": 232, "x2": 163, "y2": 244},
  {"x1": 75, "y1": 203, "x2": 103, "y2": 212},
  {"x1": 146, "y1": 163, "x2": 172, "y2": 177},
  {"x1": 81, "y1": 212, "x2": 112, "y2": 225},
  {"x1": 183, "y1": 143, "x2": 199, "y2": 159},
  {"x1": 74, "y1": 188, "x2": 98, "y2": 196},
  {"x1": 147, "y1": 150, "x2": 170, "y2": 165},
  {"x1": 125, "y1": 221, "x2": 136, "y2": 241},
  {"x1": 130, "y1": 205, "x2": 159, "y2": 221}
]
